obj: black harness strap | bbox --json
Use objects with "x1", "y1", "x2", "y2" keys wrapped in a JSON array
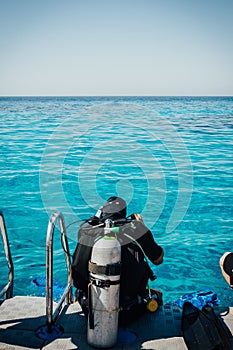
[
  {"x1": 88, "y1": 261, "x2": 121, "y2": 276},
  {"x1": 90, "y1": 276, "x2": 120, "y2": 288},
  {"x1": 88, "y1": 281, "x2": 95, "y2": 329}
]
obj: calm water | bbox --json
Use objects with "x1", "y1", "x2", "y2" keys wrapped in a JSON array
[{"x1": 0, "y1": 96, "x2": 232, "y2": 305}]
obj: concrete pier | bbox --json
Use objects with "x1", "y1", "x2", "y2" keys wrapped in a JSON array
[{"x1": 0, "y1": 296, "x2": 233, "y2": 349}]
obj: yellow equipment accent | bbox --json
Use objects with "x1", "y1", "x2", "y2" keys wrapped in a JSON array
[{"x1": 147, "y1": 299, "x2": 159, "y2": 312}]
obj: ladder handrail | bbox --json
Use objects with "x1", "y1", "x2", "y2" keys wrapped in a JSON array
[
  {"x1": 46, "y1": 212, "x2": 72, "y2": 328},
  {"x1": 0, "y1": 211, "x2": 14, "y2": 299}
]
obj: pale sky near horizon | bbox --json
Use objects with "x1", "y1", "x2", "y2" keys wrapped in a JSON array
[{"x1": 0, "y1": 0, "x2": 232, "y2": 96}]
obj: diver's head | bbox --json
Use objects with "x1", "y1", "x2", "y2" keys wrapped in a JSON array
[{"x1": 101, "y1": 196, "x2": 127, "y2": 220}]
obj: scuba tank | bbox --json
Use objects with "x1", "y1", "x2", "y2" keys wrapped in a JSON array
[{"x1": 87, "y1": 219, "x2": 121, "y2": 348}]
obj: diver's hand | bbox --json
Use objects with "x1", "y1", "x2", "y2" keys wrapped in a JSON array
[{"x1": 131, "y1": 213, "x2": 144, "y2": 223}]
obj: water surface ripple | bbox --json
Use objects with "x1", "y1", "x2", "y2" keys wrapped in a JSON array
[{"x1": 0, "y1": 96, "x2": 232, "y2": 305}]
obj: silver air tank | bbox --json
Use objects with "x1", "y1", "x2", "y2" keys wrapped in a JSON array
[{"x1": 87, "y1": 219, "x2": 121, "y2": 348}]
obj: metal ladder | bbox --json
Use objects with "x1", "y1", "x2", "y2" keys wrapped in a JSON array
[
  {"x1": 0, "y1": 210, "x2": 73, "y2": 331},
  {"x1": 45, "y1": 211, "x2": 73, "y2": 330},
  {"x1": 0, "y1": 210, "x2": 14, "y2": 299}
]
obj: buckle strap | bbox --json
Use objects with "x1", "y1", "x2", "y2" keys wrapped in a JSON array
[
  {"x1": 90, "y1": 277, "x2": 120, "y2": 288},
  {"x1": 88, "y1": 261, "x2": 121, "y2": 276},
  {"x1": 88, "y1": 281, "x2": 94, "y2": 329}
]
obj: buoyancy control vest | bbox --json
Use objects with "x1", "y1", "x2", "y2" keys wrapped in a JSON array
[
  {"x1": 72, "y1": 217, "x2": 155, "y2": 298},
  {"x1": 72, "y1": 222, "x2": 104, "y2": 292}
]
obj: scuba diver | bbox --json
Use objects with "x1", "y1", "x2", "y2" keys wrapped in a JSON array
[{"x1": 72, "y1": 196, "x2": 164, "y2": 326}]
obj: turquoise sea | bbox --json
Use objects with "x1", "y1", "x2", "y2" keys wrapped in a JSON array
[{"x1": 0, "y1": 96, "x2": 232, "y2": 306}]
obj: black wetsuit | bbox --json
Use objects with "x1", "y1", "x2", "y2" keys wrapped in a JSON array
[{"x1": 118, "y1": 220, "x2": 163, "y2": 300}]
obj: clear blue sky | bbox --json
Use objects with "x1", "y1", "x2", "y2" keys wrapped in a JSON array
[{"x1": 0, "y1": 0, "x2": 232, "y2": 96}]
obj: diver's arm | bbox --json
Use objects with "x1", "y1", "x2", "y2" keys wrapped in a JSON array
[
  {"x1": 135, "y1": 223, "x2": 164, "y2": 266},
  {"x1": 153, "y1": 248, "x2": 164, "y2": 265}
]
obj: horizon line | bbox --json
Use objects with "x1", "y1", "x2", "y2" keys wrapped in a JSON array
[{"x1": 0, "y1": 94, "x2": 233, "y2": 98}]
